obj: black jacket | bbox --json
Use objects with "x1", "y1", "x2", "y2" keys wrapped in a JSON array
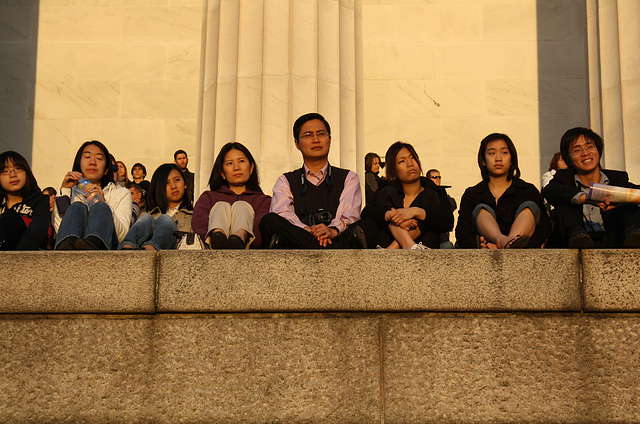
[
  {"x1": 542, "y1": 168, "x2": 639, "y2": 206},
  {"x1": 363, "y1": 176, "x2": 454, "y2": 234},
  {"x1": 456, "y1": 178, "x2": 551, "y2": 248},
  {"x1": 0, "y1": 188, "x2": 51, "y2": 250},
  {"x1": 542, "y1": 168, "x2": 640, "y2": 240}
]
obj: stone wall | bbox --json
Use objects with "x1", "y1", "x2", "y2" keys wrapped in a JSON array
[{"x1": 1, "y1": 250, "x2": 639, "y2": 423}]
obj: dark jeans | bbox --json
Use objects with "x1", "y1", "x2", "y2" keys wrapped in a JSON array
[
  {"x1": 55, "y1": 201, "x2": 117, "y2": 249},
  {"x1": 118, "y1": 214, "x2": 178, "y2": 250}
]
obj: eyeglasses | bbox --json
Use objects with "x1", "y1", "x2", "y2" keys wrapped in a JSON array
[
  {"x1": 570, "y1": 143, "x2": 597, "y2": 156},
  {"x1": 429, "y1": 176, "x2": 441, "y2": 180},
  {"x1": 299, "y1": 131, "x2": 329, "y2": 141},
  {"x1": 1, "y1": 167, "x2": 25, "y2": 176}
]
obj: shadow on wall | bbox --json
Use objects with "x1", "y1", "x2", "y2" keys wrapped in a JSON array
[
  {"x1": 0, "y1": 2, "x2": 39, "y2": 161},
  {"x1": 536, "y1": 0, "x2": 590, "y2": 180}
]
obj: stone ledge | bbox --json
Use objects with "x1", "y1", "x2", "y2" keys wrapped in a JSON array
[
  {"x1": 582, "y1": 249, "x2": 640, "y2": 312},
  {"x1": 157, "y1": 249, "x2": 581, "y2": 313},
  {"x1": 0, "y1": 251, "x2": 156, "y2": 314},
  {"x1": 3, "y1": 249, "x2": 640, "y2": 314}
]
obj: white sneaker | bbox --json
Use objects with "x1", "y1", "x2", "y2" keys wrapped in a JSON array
[{"x1": 410, "y1": 242, "x2": 430, "y2": 250}]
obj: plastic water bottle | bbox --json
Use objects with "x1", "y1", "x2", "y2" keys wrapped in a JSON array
[{"x1": 77, "y1": 178, "x2": 102, "y2": 204}]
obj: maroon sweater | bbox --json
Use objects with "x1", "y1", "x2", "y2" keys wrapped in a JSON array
[{"x1": 192, "y1": 186, "x2": 271, "y2": 248}]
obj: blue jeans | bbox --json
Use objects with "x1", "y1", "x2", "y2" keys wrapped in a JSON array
[
  {"x1": 55, "y1": 201, "x2": 116, "y2": 249},
  {"x1": 118, "y1": 214, "x2": 177, "y2": 250}
]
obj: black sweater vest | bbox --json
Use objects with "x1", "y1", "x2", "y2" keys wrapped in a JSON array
[{"x1": 284, "y1": 166, "x2": 349, "y2": 223}]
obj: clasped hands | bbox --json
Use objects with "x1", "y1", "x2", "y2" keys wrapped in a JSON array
[
  {"x1": 305, "y1": 223, "x2": 338, "y2": 247},
  {"x1": 385, "y1": 207, "x2": 419, "y2": 231}
]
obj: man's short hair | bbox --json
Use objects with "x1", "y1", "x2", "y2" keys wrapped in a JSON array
[
  {"x1": 131, "y1": 162, "x2": 147, "y2": 177},
  {"x1": 293, "y1": 113, "x2": 331, "y2": 142},
  {"x1": 426, "y1": 169, "x2": 439, "y2": 178},
  {"x1": 42, "y1": 187, "x2": 57, "y2": 196},
  {"x1": 126, "y1": 182, "x2": 143, "y2": 194},
  {"x1": 174, "y1": 149, "x2": 187, "y2": 161},
  {"x1": 559, "y1": 127, "x2": 603, "y2": 170}
]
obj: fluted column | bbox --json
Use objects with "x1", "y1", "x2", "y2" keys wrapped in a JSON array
[
  {"x1": 587, "y1": 0, "x2": 640, "y2": 180},
  {"x1": 617, "y1": 0, "x2": 640, "y2": 181},
  {"x1": 195, "y1": 0, "x2": 363, "y2": 197}
]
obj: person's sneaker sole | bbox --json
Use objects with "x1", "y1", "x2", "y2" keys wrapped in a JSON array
[
  {"x1": 568, "y1": 232, "x2": 593, "y2": 249},
  {"x1": 623, "y1": 231, "x2": 640, "y2": 248}
]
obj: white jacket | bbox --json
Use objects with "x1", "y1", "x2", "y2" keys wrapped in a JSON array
[{"x1": 53, "y1": 182, "x2": 132, "y2": 243}]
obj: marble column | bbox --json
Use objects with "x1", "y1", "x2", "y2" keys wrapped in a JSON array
[
  {"x1": 195, "y1": 0, "x2": 363, "y2": 197},
  {"x1": 587, "y1": 0, "x2": 640, "y2": 181}
]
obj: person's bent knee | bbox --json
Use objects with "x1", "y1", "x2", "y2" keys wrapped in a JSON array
[
  {"x1": 89, "y1": 201, "x2": 110, "y2": 213},
  {"x1": 471, "y1": 203, "x2": 496, "y2": 234},
  {"x1": 137, "y1": 213, "x2": 156, "y2": 226},
  {"x1": 155, "y1": 214, "x2": 175, "y2": 227},
  {"x1": 209, "y1": 201, "x2": 231, "y2": 217},
  {"x1": 67, "y1": 201, "x2": 89, "y2": 214},
  {"x1": 516, "y1": 200, "x2": 541, "y2": 225}
]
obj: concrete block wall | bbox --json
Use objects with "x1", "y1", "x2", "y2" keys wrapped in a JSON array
[{"x1": 1, "y1": 250, "x2": 640, "y2": 423}]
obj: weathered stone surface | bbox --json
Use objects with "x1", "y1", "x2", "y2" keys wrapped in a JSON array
[
  {"x1": 382, "y1": 313, "x2": 640, "y2": 424},
  {"x1": 157, "y1": 250, "x2": 581, "y2": 312},
  {"x1": 0, "y1": 316, "x2": 154, "y2": 423},
  {"x1": 0, "y1": 315, "x2": 380, "y2": 423},
  {"x1": 0, "y1": 251, "x2": 156, "y2": 313},
  {"x1": 582, "y1": 250, "x2": 640, "y2": 311}
]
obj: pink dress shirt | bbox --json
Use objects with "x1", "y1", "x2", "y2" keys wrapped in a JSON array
[{"x1": 269, "y1": 163, "x2": 362, "y2": 233}]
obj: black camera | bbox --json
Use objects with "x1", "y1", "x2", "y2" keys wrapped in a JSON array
[{"x1": 305, "y1": 209, "x2": 333, "y2": 226}]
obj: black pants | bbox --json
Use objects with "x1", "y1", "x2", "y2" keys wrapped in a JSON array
[
  {"x1": 259, "y1": 213, "x2": 376, "y2": 249},
  {"x1": 552, "y1": 203, "x2": 640, "y2": 247},
  {"x1": 0, "y1": 209, "x2": 27, "y2": 250},
  {"x1": 375, "y1": 186, "x2": 441, "y2": 249}
]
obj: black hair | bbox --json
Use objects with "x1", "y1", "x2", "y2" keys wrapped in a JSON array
[
  {"x1": 208, "y1": 142, "x2": 262, "y2": 192},
  {"x1": 559, "y1": 127, "x2": 603, "y2": 170},
  {"x1": 42, "y1": 187, "x2": 57, "y2": 196},
  {"x1": 71, "y1": 141, "x2": 114, "y2": 188},
  {"x1": 0, "y1": 151, "x2": 40, "y2": 199},
  {"x1": 131, "y1": 162, "x2": 147, "y2": 178},
  {"x1": 293, "y1": 113, "x2": 331, "y2": 142},
  {"x1": 147, "y1": 163, "x2": 191, "y2": 214},
  {"x1": 174, "y1": 150, "x2": 187, "y2": 161},
  {"x1": 364, "y1": 152, "x2": 381, "y2": 173},
  {"x1": 426, "y1": 169, "x2": 439, "y2": 178},
  {"x1": 384, "y1": 141, "x2": 422, "y2": 190},
  {"x1": 477, "y1": 133, "x2": 520, "y2": 181}
]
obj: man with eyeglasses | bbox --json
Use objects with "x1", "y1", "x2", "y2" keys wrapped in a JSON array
[
  {"x1": 260, "y1": 112, "x2": 370, "y2": 248},
  {"x1": 543, "y1": 127, "x2": 640, "y2": 248},
  {"x1": 426, "y1": 169, "x2": 457, "y2": 248}
]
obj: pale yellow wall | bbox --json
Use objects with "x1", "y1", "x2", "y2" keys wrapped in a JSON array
[
  {"x1": 362, "y1": 0, "x2": 589, "y2": 212},
  {"x1": 0, "y1": 0, "x2": 601, "y2": 213},
  {"x1": 0, "y1": 0, "x2": 203, "y2": 190}
]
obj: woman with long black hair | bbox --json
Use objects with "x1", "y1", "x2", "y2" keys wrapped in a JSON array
[
  {"x1": 192, "y1": 142, "x2": 271, "y2": 249},
  {"x1": 0, "y1": 151, "x2": 50, "y2": 250},
  {"x1": 456, "y1": 133, "x2": 551, "y2": 249},
  {"x1": 53, "y1": 140, "x2": 132, "y2": 250},
  {"x1": 119, "y1": 163, "x2": 192, "y2": 250}
]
